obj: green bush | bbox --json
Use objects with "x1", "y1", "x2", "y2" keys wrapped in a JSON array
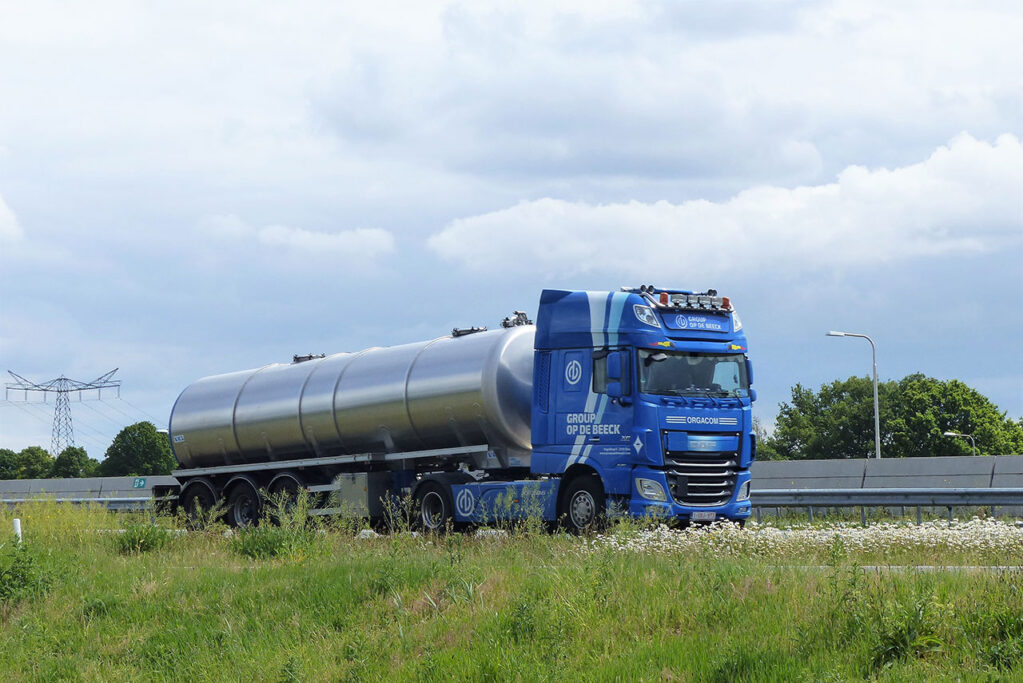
[
  {"x1": 114, "y1": 523, "x2": 172, "y2": 555},
  {"x1": 0, "y1": 538, "x2": 48, "y2": 603},
  {"x1": 229, "y1": 523, "x2": 318, "y2": 560},
  {"x1": 870, "y1": 597, "x2": 944, "y2": 669},
  {"x1": 228, "y1": 489, "x2": 323, "y2": 560}
]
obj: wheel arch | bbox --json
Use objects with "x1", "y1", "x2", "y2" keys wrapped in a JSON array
[
  {"x1": 557, "y1": 463, "x2": 604, "y2": 508},
  {"x1": 268, "y1": 471, "x2": 304, "y2": 493},
  {"x1": 223, "y1": 474, "x2": 261, "y2": 499},
  {"x1": 410, "y1": 471, "x2": 474, "y2": 500},
  {"x1": 179, "y1": 476, "x2": 218, "y2": 501}
]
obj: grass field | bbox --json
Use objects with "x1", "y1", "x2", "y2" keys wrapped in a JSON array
[{"x1": 2, "y1": 501, "x2": 1022, "y2": 681}]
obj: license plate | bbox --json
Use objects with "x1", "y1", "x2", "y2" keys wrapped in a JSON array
[{"x1": 691, "y1": 511, "x2": 716, "y2": 522}]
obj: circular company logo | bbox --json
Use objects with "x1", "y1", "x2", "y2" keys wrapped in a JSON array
[
  {"x1": 674, "y1": 315, "x2": 688, "y2": 329},
  {"x1": 565, "y1": 359, "x2": 583, "y2": 385},
  {"x1": 456, "y1": 488, "x2": 475, "y2": 516}
]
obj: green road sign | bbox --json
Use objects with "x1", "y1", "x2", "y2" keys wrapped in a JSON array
[{"x1": 133, "y1": 477, "x2": 146, "y2": 489}]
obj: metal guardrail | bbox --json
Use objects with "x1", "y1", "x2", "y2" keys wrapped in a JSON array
[
  {"x1": 751, "y1": 487, "x2": 1023, "y2": 507},
  {"x1": 750, "y1": 486, "x2": 1023, "y2": 525}
]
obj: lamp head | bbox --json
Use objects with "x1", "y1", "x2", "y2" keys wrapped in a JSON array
[{"x1": 826, "y1": 331, "x2": 846, "y2": 337}]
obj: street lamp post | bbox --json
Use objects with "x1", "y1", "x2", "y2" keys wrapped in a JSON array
[
  {"x1": 943, "y1": 431, "x2": 977, "y2": 456},
  {"x1": 827, "y1": 331, "x2": 881, "y2": 459}
]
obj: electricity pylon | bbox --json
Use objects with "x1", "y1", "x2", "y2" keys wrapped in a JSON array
[{"x1": 5, "y1": 369, "x2": 120, "y2": 455}]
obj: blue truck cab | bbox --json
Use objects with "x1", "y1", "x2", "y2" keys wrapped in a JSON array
[
  {"x1": 444, "y1": 286, "x2": 754, "y2": 529},
  {"x1": 529, "y1": 286, "x2": 754, "y2": 525}
]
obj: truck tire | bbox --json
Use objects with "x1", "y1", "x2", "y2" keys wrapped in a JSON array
[
  {"x1": 179, "y1": 480, "x2": 218, "y2": 526},
  {"x1": 559, "y1": 475, "x2": 606, "y2": 533},
  {"x1": 267, "y1": 473, "x2": 302, "y2": 524},
  {"x1": 415, "y1": 481, "x2": 453, "y2": 532},
  {"x1": 227, "y1": 480, "x2": 262, "y2": 528}
]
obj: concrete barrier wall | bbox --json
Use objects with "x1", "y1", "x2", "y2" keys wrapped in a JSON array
[
  {"x1": 862, "y1": 457, "x2": 995, "y2": 488},
  {"x1": 0, "y1": 476, "x2": 178, "y2": 502},
  {"x1": 752, "y1": 459, "x2": 866, "y2": 490},
  {"x1": 992, "y1": 456, "x2": 1023, "y2": 488}
]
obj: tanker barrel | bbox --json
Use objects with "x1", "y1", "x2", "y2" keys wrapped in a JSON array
[{"x1": 169, "y1": 326, "x2": 536, "y2": 469}]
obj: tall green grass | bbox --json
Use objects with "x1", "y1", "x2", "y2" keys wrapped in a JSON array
[{"x1": 1, "y1": 500, "x2": 1021, "y2": 680}]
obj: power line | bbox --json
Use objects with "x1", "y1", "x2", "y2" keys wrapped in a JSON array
[
  {"x1": 0, "y1": 400, "x2": 107, "y2": 455},
  {"x1": 96, "y1": 397, "x2": 147, "y2": 424},
  {"x1": 112, "y1": 396, "x2": 162, "y2": 424},
  {"x1": 5, "y1": 369, "x2": 120, "y2": 455},
  {"x1": 78, "y1": 401, "x2": 130, "y2": 431},
  {"x1": 0, "y1": 399, "x2": 53, "y2": 429}
]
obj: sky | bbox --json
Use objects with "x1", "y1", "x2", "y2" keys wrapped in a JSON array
[{"x1": 1, "y1": 0, "x2": 1021, "y2": 457}]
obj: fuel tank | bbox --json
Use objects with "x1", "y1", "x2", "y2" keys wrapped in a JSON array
[{"x1": 168, "y1": 326, "x2": 535, "y2": 468}]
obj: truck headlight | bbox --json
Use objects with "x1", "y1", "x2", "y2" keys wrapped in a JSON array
[
  {"x1": 737, "y1": 480, "x2": 751, "y2": 502},
  {"x1": 636, "y1": 478, "x2": 667, "y2": 502},
  {"x1": 633, "y1": 305, "x2": 661, "y2": 328}
]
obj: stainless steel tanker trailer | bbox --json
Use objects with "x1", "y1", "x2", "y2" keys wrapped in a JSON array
[{"x1": 161, "y1": 287, "x2": 757, "y2": 530}]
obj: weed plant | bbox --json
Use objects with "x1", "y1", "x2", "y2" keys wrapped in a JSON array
[
  {"x1": 380, "y1": 493, "x2": 417, "y2": 535},
  {"x1": 175, "y1": 498, "x2": 227, "y2": 533},
  {"x1": 229, "y1": 490, "x2": 322, "y2": 560},
  {"x1": 114, "y1": 522, "x2": 173, "y2": 555},
  {"x1": 0, "y1": 537, "x2": 48, "y2": 605}
]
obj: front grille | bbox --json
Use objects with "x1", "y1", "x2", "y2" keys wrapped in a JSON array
[{"x1": 663, "y1": 451, "x2": 738, "y2": 506}]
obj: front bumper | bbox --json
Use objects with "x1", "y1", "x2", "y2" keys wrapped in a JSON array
[{"x1": 628, "y1": 465, "x2": 752, "y2": 521}]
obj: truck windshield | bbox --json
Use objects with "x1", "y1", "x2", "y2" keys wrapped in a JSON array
[{"x1": 637, "y1": 350, "x2": 749, "y2": 398}]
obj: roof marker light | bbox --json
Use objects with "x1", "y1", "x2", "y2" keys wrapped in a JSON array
[
  {"x1": 659, "y1": 292, "x2": 669, "y2": 305},
  {"x1": 722, "y1": 297, "x2": 731, "y2": 309}
]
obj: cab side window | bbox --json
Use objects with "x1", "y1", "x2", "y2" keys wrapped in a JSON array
[{"x1": 593, "y1": 356, "x2": 608, "y2": 393}]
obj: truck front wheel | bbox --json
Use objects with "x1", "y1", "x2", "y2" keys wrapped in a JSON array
[{"x1": 560, "y1": 475, "x2": 606, "y2": 533}]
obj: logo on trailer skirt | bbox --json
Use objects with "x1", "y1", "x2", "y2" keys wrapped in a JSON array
[{"x1": 456, "y1": 488, "x2": 476, "y2": 516}]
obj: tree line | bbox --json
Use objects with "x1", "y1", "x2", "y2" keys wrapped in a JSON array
[
  {"x1": 758, "y1": 373, "x2": 1023, "y2": 460},
  {"x1": 0, "y1": 421, "x2": 177, "y2": 479}
]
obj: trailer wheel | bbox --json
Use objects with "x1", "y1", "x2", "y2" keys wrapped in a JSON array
[
  {"x1": 179, "y1": 481, "x2": 218, "y2": 526},
  {"x1": 415, "y1": 481, "x2": 453, "y2": 532},
  {"x1": 267, "y1": 474, "x2": 302, "y2": 524},
  {"x1": 559, "y1": 475, "x2": 605, "y2": 533},
  {"x1": 227, "y1": 480, "x2": 262, "y2": 528}
]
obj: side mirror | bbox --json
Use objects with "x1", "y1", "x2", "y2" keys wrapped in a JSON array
[
  {"x1": 644, "y1": 352, "x2": 668, "y2": 367},
  {"x1": 607, "y1": 351, "x2": 623, "y2": 381},
  {"x1": 607, "y1": 381, "x2": 623, "y2": 398},
  {"x1": 745, "y1": 358, "x2": 754, "y2": 386},
  {"x1": 749, "y1": 388, "x2": 757, "y2": 402}
]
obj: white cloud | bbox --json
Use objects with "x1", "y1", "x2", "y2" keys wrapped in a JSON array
[
  {"x1": 197, "y1": 214, "x2": 394, "y2": 259},
  {"x1": 0, "y1": 193, "x2": 22, "y2": 241},
  {"x1": 428, "y1": 134, "x2": 1023, "y2": 279},
  {"x1": 257, "y1": 224, "x2": 394, "y2": 255},
  {"x1": 313, "y1": 1, "x2": 1023, "y2": 188}
]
